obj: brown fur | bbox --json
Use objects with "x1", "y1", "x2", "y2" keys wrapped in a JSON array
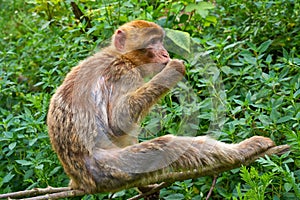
[{"x1": 47, "y1": 20, "x2": 275, "y2": 194}]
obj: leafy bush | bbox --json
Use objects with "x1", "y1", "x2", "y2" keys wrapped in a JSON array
[
  {"x1": 0, "y1": 0, "x2": 299, "y2": 199},
  {"x1": 215, "y1": 0, "x2": 300, "y2": 55}
]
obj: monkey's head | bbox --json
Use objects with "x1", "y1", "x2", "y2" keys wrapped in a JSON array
[{"x1": 111, "y1": 20, "x2": 170, "y2": 67}]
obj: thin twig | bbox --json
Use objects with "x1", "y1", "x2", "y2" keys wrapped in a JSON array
[
  {"x1": 128, "y1": 182, "x2": 171, "y2": 200},
  {"x1": 206, "y1": 175, "x2": 218, "y2": 200}
]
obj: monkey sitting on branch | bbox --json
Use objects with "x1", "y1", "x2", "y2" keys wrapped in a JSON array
[{"x1": 47, "y1": 20, "x2": 289, "y2": 196}]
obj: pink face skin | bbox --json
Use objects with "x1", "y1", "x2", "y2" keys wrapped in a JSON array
[
  {"x1": 146, "y1": 39, "x2": 170, "y2": 65},
  {"x1": 150, "y1": 46, "x2": 170, "y2": 64}
]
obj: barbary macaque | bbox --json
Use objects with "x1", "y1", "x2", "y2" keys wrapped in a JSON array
[{"x1": 47, "y1": 20, "x2": 282, "y2": 195}]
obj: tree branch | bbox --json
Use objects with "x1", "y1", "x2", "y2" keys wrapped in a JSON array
[
  {"x1": 22, "y1": 189, "x2": 85, "y2": 200},
  {"x1": 128, "y1": 182, "x2": 171, "y2": 200},
  {"x1": 0, "y1": 186, "x2": 84, "y2": 199},
  {"x1": 0, "y1": 144, "x2": 290, "y2": 200},
  {"x1": 206, "y1": 175, "x2": 218, "y2": 200},
  {"x1": 70, "y1": 2, "x2": 92, "y2": 30}
]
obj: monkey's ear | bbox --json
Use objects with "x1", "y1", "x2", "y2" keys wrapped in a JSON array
[{"x1": 114, "y1": 29, "x2": 126, "y2": 51}]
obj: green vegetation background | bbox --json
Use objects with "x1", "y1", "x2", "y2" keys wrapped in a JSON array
[{"x1": 0, "y1": 0, "x2": 299, "y2": 199}]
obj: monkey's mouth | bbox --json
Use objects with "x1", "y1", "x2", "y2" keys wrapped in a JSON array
[{"x1": 163, "y1": 61, "x2": 169, "y2": 65}]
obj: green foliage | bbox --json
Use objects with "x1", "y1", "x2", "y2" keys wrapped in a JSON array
[
  {"x1": 0, "y1": 0, "x2": 299, "y2": 199},
  {"x1": 236, "y1": 166, "x2": 273, "y2": 200},
  {"x1": 215, "y1": 0, "x2": 300, "y2": 54},
  {"x1": 236, "y1": 153, "x2": 300, "y2": 200},
  {"x1": 160, "y1": 179, "x2": 205, "y2": 200},
  {"x1": 27, "y1": 0, "x2": 68, "y2": 21}
]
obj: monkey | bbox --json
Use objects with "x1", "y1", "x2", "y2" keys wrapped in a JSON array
[{"x1": 47, "y1": 20, "x2": 279, "y2": 195}]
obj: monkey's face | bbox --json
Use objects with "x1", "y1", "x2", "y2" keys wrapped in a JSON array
[
  {"x1": 113, "y1": 25, "x2": 170, "y2": 67},
  {"x1": 143, "y1": 37, "x2": 170, "y2": 65},
  {"x1": 122, "y1": 43, "x2": 170, "y2": 74}
]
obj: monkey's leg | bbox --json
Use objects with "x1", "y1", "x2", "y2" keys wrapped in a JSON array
[{"x1": 89, "y1": 135, "x2": 276, "y2": 193}]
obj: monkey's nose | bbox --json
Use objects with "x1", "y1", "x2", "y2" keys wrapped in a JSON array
[{"x1": 162, "y1": 52, "x2": 169, "y2": 58}]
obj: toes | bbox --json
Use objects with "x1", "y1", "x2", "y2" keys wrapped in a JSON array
[{"x1": 238, "y1": 136, "x2": 275, "y2": 158}]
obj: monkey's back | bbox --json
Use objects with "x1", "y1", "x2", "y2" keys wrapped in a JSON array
[
  {"x1": 47, "y1": 47, "x2": 146, "y2": 193},
  {"x1": 47, "y1": 50, "x2": 118, "y2": 192}
]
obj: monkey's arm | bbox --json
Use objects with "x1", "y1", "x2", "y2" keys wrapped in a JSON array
[
  {"x1": 111, "y1": 60, "x2": 184, "y2": 133},
  {"x1": 89, "y1": 135, "x2": 288, "y2": 193}
]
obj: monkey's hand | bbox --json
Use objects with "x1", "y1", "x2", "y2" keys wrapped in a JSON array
[
  {"x1": 147, "y1": 59, "x2": 185, "y2": 90},
  {"x1": 166, "y1": 59, "x2": 185, "y2": 75}
]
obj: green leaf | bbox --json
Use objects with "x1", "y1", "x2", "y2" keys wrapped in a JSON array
[
  {"x1": 2, "y1": 173, "x2": 15, "y2": 183},
  {"x1": 283, "y1": 48, "x2": 289, "y2": 60},
  {"x1": 224, "y1": 41, "x2": 244, "y2": 50},
  {"x1": 49, "y1": 166, "x2": 62, "y2": 176},
  {"x1": 198, "y1": 9, "x2": 209, "y2": 18},
  {"x1": 243, "y1": 54, "x2": 257, "y2": 66},
  {"x1": 198, "y1": 2, "x2": 215, "y2": 10},
  {"x1": 270, "y1": 108, "x2": 281, "y2": 122},
  {"x1": 29, "y1": 137, "x2": 38, "y2": 146},
  {"x1": 284, "y1": 183, "x2": 292, "y2": 192},
  {"x1": 185, "y1": 2, "x2": 215, "y2": 18},
  {"x1": 294, "y1": 89, "x2": 300, "y2": 98},
  {"x1": 246, "y1": 42, "x2": 257, "y2": 52},
  {"x1": 258, "y1": 114, "x2": 271, "y2": 125},
  {"x1": 258, "y1": 40, "x2": 272, "y2": 54},
  {"x1": 111, "y1": 190, "x2": 126, "y2": 198},
  {"x1": 35, "y1": 164, "x2": 44, "y2": 170},
  {"x1": 221, "y1": 66, "x2": 233, "y2": 75},
  {"x1": 164, "y1": 193, "x2": 185, "y2": 200},
  {"x1": 8, "y1": 142, "x2": 17, "y2": 150},
  {"x1": 185, "y1": 3, "x2": 198, "y2": 12},
  {"x1": 205, "y1": 15, "x2": 217, "y2": 25},
  {"x1": 164, "y1": 28, "x2": 190, "y2": 57},
  {"x1": 277, "y1": 116, "x2": 292, "y2": 123},
  {"x1": 283, "y1": 158, "x2": 294, "y2": 164},
  {"x1": 265, "y1": 54, "x2": 273, "y2": 64},
  {"x1": 245, "y1": 91, "x2": 252, "y2": 103},
  {"x1": 86, "y1": 26, "x2": 97, "y2": 35},
  {"x1": 16, "y1": 160, "x2": 33, "y2": 166}
]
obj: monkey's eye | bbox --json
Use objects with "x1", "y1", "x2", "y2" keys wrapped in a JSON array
[{"x1": 149, "y1": 38, "x2": 160, "y2": 45}]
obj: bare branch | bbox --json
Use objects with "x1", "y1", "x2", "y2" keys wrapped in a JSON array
[
  {"x1": 128, "y1": 182, "x2": 171, "y2": 200},
  {"x1": 206, "y1": 175, "x2": 218, "y2": 200},
  {"x1": 0, "y1": 187, "x2": 84, "y2": 200},
  {"x1": 0, "y1": 145, "x2": 290, "y2": 200},
  {"x1": 0, "y1": 186, "x2": 69, "y2": 199},
  {"x1": 22, "y1": 189, "x2": 85, "y2": 200},
  {"x1": 70, "y1": 1, "x2": 92, "y2": 29}
]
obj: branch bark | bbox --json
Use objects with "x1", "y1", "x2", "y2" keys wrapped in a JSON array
[
  {"x1": 70, "y1": 2, "x2": 92, "y2": 28},
  {"x1": 0, "y1": 186, "x2": 83, "y2": 199},
  {"x1": 128, "y1": 182, "x2": 171, "y2": 200}
]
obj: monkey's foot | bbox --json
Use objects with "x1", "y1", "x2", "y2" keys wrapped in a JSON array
[
  {"x1": 239, "y1": 136, "x2": 275, "y2": 153},
  {"x1": 238, "y1": 136, "x2": 290, "y2": 165}
]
